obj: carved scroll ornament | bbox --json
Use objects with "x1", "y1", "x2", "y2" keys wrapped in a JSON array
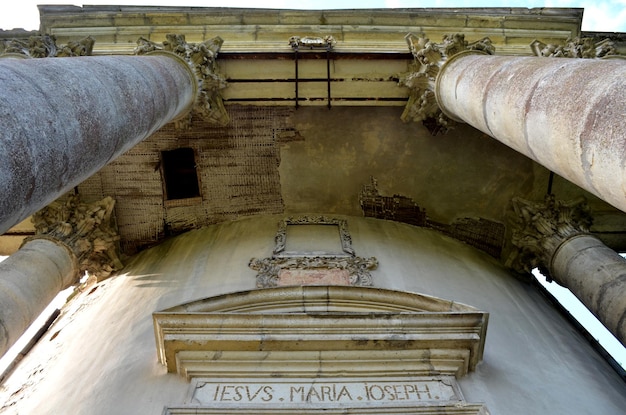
[
  {"x1": 506, "y1": 194, "x2": 592, "y2": 278},
  {"x1": 135, "y1": 34, "x2": 229, "y2": 126},
  {"x1": 250, "y1": 256, "x2": 377, "y2": 288},
  {"x1": 250, "y1": 216, "x2": 377, "y2": 288},
  {"x1": 289, "y1": 35, "x2": 337, "y2": 50},
  {"x1": 399, "y1": 33, "x2": 495, "y2": 135},
  {"x1": 29, "y1": 194, "x2": 123, "y2": 281}
]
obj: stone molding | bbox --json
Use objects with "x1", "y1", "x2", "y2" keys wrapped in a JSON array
[
  {"x1": 399, "y1": 33, "x2": 495, "y2": 134},
  {"x1": 250, "y1": 216, "x2": 377, "y2": 288},
  {"x1": 135, "y1": 34, "x2": 229, "y2": 126},
  {"x1": 249, "y1": 256, "x2": 377, "y2": 288},
  {"x1": 164, "y1": 405, "x2": 490, "y2": 414},
  {"x1": 153, "y1": 285, "x2": 489, "y2": 376},
  {"x1": 273, "y1": 216, "x2": 355, "y2": 256},
  {"x1": 530, "y1": 37, "x2": 619, "y2": 58},
  {"x1": 28, "y1": 194, "x2": 123, "y2": 281},
  {"x1": 506, "y1": 194, "x2": 592, "y2": 277},
  {"x1": 154, "y1": 286, "x2": 489, "y2": 413},
  {"x1": 0, "y1": 34, "x2": 94, "y2": 58}
]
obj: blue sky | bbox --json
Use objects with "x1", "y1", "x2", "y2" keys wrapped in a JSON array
[{"x1": 1, "y1": 1, "x2": 626, "y2": 32}]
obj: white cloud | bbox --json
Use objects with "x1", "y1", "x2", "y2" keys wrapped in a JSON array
[{"x1": 582, "y1": 2, "x2": 626, "y2": 32}]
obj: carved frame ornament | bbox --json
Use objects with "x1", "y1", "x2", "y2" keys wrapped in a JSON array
[
  {"x1": 250, "y1": 216, "x2": 377, "y2": 288},
  {"x1": 135, "y1": 34, "x2": 229, "y2": 126}
]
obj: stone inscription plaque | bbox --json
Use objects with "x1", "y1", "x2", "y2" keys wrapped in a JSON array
[
  {"x1": 190, "y1": 378, "x2": 462, "y2": 408},
  {"x1": 277, "y1": 268, "x2": 351, "y2": 285}
]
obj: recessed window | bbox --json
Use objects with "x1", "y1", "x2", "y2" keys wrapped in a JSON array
[{"x1": 161, "y1": 148, "x2": 200, "y2": 200}]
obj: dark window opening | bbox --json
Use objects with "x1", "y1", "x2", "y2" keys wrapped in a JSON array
[{"x1": 161, "y1": 148, "x2": 200, "y2": 200}]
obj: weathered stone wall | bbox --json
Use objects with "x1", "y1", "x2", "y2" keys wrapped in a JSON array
[{"x1": 1, "y1": 216, "x2": 624, "y2": 414}]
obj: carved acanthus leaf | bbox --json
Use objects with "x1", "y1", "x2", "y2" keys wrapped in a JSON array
[
  {"x1": 30, "y1": 194, "x2": 123, "y2": 281},
  {"x1": 135, "y1": 34, "x2": 229, "y2": 126},
  {"x1": 531, "y1": 37, "x2": 619, "y2": 58},
  {"x1": 399, "y1": 33, "x2": 495, "y2": 135},
  {"x1": 0, "y1": 35, "x2": 94, "y2": 58},
  {"x1": 506, "y1": 194, "x2": 592, "y2": 277}
]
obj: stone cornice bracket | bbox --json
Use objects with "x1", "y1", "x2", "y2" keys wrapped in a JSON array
[
  {"x1": 28, "y1": 194, "x2": 123, "y2": 281},
  {"x1": 399, "y1": 33, "x2": 495, "y2": 135},
  {"x1": 530, "y1": 37, "x2": 620, "y2": 58},
  {"x1": 0, "y1": 34, "x2": 94, "y2": 58},
  {"x1": 135, "y1": 34, "x2": 229, "y2": 127},
  {"x1": 505, "y1": 194, "x2": 592, "y2": 280}
]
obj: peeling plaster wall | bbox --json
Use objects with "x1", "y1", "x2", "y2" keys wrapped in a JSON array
[{"x1": 1, "y1": 216, "x2": 624, "y2": 414}]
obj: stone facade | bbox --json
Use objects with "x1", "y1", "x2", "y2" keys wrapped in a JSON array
[{"x1": 1, "y1": 6, "x2": 626, "y2": 415}]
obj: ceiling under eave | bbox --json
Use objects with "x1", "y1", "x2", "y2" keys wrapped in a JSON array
[{"x1": 4, "y1": 6, "x2": 626, "y2": 263}]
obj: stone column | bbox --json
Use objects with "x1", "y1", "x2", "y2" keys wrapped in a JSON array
[
  {"x1": 0, "y1": 34, "x2": 228, "y2": 357},
  {"x1": 401, "y1": 34, "x2": 626, "y2": 214},
  {"x1": 0, "y1": 51, "x2": 195, "y2": 234},
  {"x1": 0, "y1": 238, "x2": 78, "y2": 356},
  {"x1": 0, "y1": 194, "x2": 124, "y2": 357},
  {"x1": 0, "y1": 34, "x2": 228, "y2": 235},
  {"x1": 508, "y1": 195, "x2": 626, "y2": 347}
]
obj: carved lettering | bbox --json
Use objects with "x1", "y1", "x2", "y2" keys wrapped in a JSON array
[{"x1": 193, "y1": 380, "x2": 458, "y2": 405}]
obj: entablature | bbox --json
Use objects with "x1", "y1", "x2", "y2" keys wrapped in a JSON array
[{"x1": 39, "y1": 6, "x2": 581, "y2": 56}]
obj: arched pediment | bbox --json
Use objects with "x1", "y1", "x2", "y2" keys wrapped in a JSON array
[
  {"x1": 159, "y1": 285, "x2": 483, "y2": 314},
  {"x1": 153, "y1": 286, "x2": 488, "y2": 378}
]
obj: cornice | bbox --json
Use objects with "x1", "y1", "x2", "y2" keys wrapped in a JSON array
[{"x1": 38, "y1": 6, "x2": 582, "y2": 56}]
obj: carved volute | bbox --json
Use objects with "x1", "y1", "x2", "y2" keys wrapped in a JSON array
[
  {"x1": 399, "y1": 33, "x2": 495, "y2": 135},
  {"x1": 506, "y1": 194, "x2": 593, "y2": 279},
  {"x1": 29, "y1": 194, "x2": 123, "y2": 281},
  {"x1": 135, "y1": 34, "x2": 229, "y2": 127}
]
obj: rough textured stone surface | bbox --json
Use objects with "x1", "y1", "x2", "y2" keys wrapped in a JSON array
[
  {"x1": 436, "y1": 54, "x2": 626, "y2": 213},
  {"x1": 0, "y1": 54, "x2": 196, "y2": 234},
  {"x1": 0, "y1": 238, "x2": 78, "y2": 356},
  {"x1": 0, "y1": 216, "x2": 625, "y2": 414}
]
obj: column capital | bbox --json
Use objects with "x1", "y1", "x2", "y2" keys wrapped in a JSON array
[
  {"x1": 0, "y1": 34, "x2": 94, "y2": 58},
  {"x1": 506, "y1": 194, "x2": 593, "y2": 278},
  {"x1": 135, "y1": 34, "x2": 229, "y2": 126},
  {"x1": 28, "y1": 194, "x2": 123, "y2": 281},
  {"x1": 530, "y1": 36, "x2": 620, "y2": 58},
  {"x1": 399, "y1": 33, "x2": 495, "y2": 134}
]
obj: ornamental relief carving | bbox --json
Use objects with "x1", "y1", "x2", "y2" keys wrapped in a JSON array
[
  {"x1": 399, "y1": 33, "x2": 495, "y2": 135},
  {"x1": 135, "y1": 34, "x2": 229, "y2": 127},
  {"x1": 29, "y1": 194, "x2": 123, "y2": 281},
  {"x1": 250, "y1": 216, "x2": 377, "y2": 288},
  {"x1": 530, "y1": 37, "x2": 619, "y2": 58},
  {"x1": 0, "y1": 34, "x2": 94, "y2": 58},
  {"x1": 506, "y1": 194, "x2": 592, "y2": 277}
]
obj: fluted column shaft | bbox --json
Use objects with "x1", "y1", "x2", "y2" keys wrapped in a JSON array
[
  {"x1": 0, "y1": 53, "x2": 196, "y2": 234},
  {"x1": 436, "y1": 53, "x2": 626, "y2": 213}
]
